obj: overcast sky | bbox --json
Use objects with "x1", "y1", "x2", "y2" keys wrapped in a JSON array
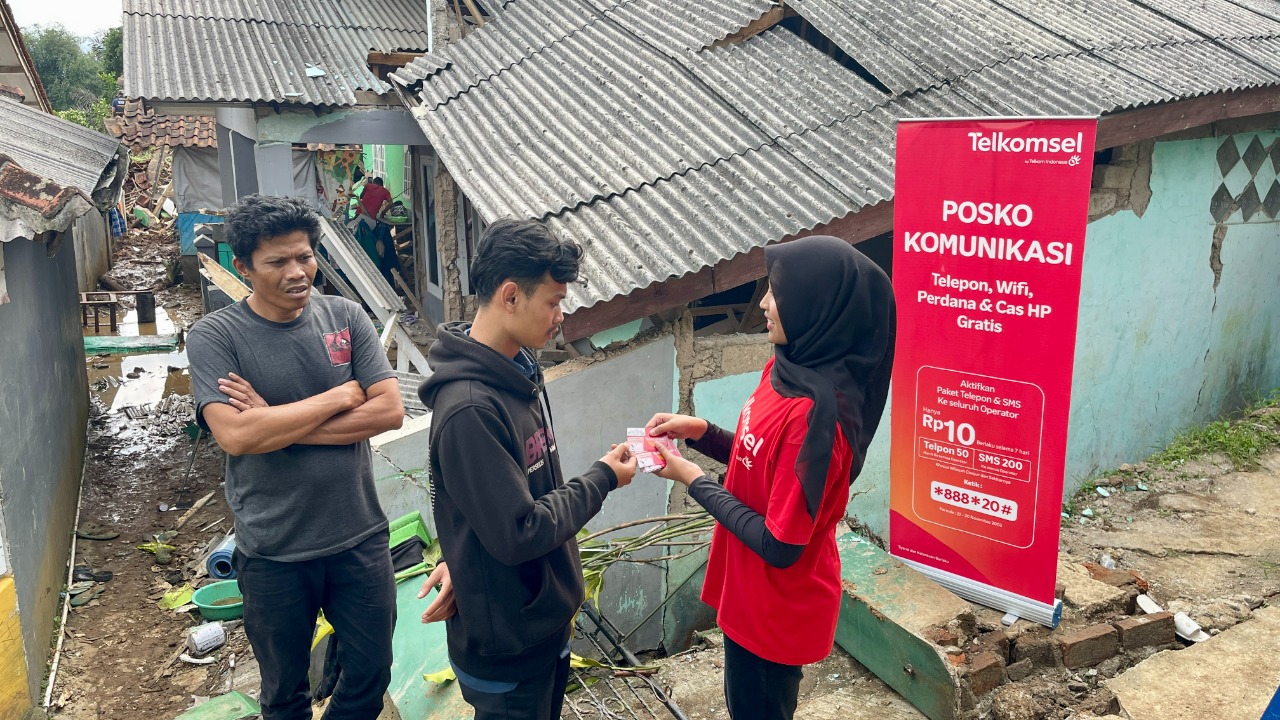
[{"x1": 10, "y1": 0, "x2": 122, "y2": 37}]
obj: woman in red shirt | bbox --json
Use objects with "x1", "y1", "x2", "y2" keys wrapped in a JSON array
[{"x1": 647, "y1": 235, "x2": 895, "y2": 720}]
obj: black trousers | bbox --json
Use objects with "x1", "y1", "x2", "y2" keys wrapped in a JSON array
[
  {"x1": 232, "y1": 531, "x2": 397, "y2": 720},
  {"x1": 723, "y1": 634, "x2": 804, "y2": 720},
  {"x1": 458, "y1": 654, "x2": 571, "y2": 720}
]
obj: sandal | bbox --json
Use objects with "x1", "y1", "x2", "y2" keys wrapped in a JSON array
[{"x1": 70, "y1": 585, "x2": 105, "y2": 607}]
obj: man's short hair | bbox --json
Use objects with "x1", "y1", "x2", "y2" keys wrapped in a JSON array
[
  {"x1": 224, "y1": 194, "x2": 321, "y2": 269},
  {"x1": 470, "y1": 219, "x2": 582, "y2": 302},
  {"x1": 371, "y1": 177, "x2": 384, "y2": 186}
]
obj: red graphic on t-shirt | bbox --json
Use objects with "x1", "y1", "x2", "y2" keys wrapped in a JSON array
[{"x1": 323, "y1": 327, "x2": 352, "y2": 366}]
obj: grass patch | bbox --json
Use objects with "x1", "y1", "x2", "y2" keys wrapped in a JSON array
[{"x1": 1149, "y1": 391, "x2": 1280, "y2": 470}]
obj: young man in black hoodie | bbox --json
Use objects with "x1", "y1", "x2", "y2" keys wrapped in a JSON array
[{"x1": 417, "y1": 218, "x2": 638, "y2": 720}]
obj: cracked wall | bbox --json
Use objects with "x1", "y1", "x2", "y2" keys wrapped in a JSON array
[{"x1": 1066, "y1": 129, "x2": 1280, "y2": 486}]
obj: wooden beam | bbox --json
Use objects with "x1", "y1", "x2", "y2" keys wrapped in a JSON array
[
  {"x1": 1096, "y1": 86, "x2": 1280, "y2": 151},
  {"x1": 368, "y1": 51, "x2": 426, "y2": 68},
  {"x1": 561, "y1": 201, "x2": 894, "y2": 340},
  {"x1": 461, "y1": 0, "x2": 488, "y2": 27}
]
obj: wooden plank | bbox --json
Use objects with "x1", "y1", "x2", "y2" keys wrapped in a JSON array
[
  {"x1": 461, "y1": 0, "x2": 487, "y2": 26},
  {"x1": 561, "y1": 201, "x2": 893, "y2": 341},
  {"x1": 737, "y1": 278, "x2": 768, "y2": 332},
  {"x1": 561, "y1": 268, "x2": 716, "y2": 340},
  {"x1": 198, "y1": 253, "x2": 250, "y2": 301},
  {"x1": 368, "y1": 51, "x2": 426, "y2": 68},
  {"x1": 1097, "y1": 86, "x2": 1280, "y2": 150},
  {"x1": 381, "y1": 313, "x2": 399, "y2": 351},
  {"x1": 393, "y1": 268, "x2": 436, "y2": 332}
]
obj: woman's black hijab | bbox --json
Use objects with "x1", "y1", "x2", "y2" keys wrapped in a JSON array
[{"x1": 765, "y1": 235, "x2": 896, "y2": 519}]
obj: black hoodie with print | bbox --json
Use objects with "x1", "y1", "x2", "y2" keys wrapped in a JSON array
[{"x1": 418, "y1": 322, "x2": 618, "y2": 682}]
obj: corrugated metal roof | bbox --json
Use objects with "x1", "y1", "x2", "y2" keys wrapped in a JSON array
[
  {"x1": 1219, "y1": 35, "x2": 1280, "y2": 75},
  {"x1": 991, "y1": 0, "x2": 1201, "y2": 49},
  {"x1": 778, "y1": 87, "x2": 987, "y2": 209},
  {"x1": 123, "y1": 2, "x2": 430, "y2": 106},
  {"x1": 1095, "y1": 40, "x2": 1280, "y2": 98},
  {"x1": 418, "y1": 0, "x2": 609, "y2": 110},
  {"x1": 547, "y1": 141, "x2": 855, "y2": 313},
  {"x1": 682, "y1": 27, "x2": 888, "y2": 138},
  {"x1": 0, "y1": 98, "x2": 123, "y2": 194},
  {"x1": 389, "y1": 52, "x2": 453, "y2": 89},
  {"x1": 1228, "y1": 0, "x2": 1280, "y2": 24},
  {"x1": 1129, "y1": 0, "x2": 1280, "y2": 38},
  {"x1": 784, "y1": 0, "x2": 1075, "y2": 94},
  {"x1": 781, "y1": 0, "x2": 926, "y2": 93},
  {"x1": 599, "y1": 0, "x2": 777, "y2": 56},
  {"x1": 949, "y1": 51, "x2": 1169, "y2": 116},
  {"x1": 413, "y1": 17, "x2": 771, "y2": 222},
  {"x1": 408, "y1": 0, "x2": 1280, "y2": 315},
  {"x1": 122, "y1": 0, "x2": 429, "y2": 32}
]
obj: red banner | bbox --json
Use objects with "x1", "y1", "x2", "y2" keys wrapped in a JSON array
[{"x1": 889, "y1": 118, "x2": 1096, "y2": 614}]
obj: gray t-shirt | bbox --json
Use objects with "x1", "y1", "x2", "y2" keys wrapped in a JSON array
[{"x1": 187, "y1": 294, "x2": 396, "y2": 562}]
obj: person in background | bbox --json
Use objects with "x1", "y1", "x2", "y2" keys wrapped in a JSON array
[{"x1": 645, "y1": 235, "x2": 896, "y2": 720}]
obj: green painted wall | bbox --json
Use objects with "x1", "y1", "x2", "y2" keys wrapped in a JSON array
[{"x1": 362, "y1": 145, "x2": 407, "y2": 206}]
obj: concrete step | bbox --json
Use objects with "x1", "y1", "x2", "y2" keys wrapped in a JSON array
[
  {"x1": 1107, "y1": 605, "x2": 1280, "y2": 720},
  {"x1": 834, "y1": 534, "x2": 975, "y2": 720}
]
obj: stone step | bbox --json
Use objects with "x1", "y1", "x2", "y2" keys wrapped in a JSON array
[{"x1": 1107, "y1": 605, "x2": 1280, "y2": 720}]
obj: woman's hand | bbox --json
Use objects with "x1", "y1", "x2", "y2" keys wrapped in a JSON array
[
  {"x1": 652, "y1": 443, "x2": 705, "y2": 487},
  {"x1": 644, "y1": 413, "x2": 708, "y2": 442}
]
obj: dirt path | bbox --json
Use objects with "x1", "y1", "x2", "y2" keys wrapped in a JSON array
[{"x1": 49, "y1": 375, "x2": 236, "y2": 720}]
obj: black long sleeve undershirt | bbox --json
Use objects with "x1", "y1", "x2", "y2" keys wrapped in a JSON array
[
  {"x1": 687, "y1": 478, "x2": 805, "y2": 568},
  {"x1": 686, "y1": 421, "x2": 735, "y2": 465},
  {"x1": 684, "y1": 420, "x2": 805, "y2": 568}
]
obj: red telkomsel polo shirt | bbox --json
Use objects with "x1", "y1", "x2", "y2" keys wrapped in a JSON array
[{"x1": 701, "y1": 359, "x2": 853, "y2": 666}]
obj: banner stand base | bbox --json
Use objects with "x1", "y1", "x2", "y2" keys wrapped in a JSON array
[{"x1": 898, "y1": 558, "x2": 1063, "y2": 628}]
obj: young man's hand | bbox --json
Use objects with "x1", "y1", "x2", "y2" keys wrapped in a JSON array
[
  {"x1": 330, "y1": 380, "x2": 367, "y2": 411},
  {"x1": 652, "y1": 443, "x2": 705, "y2": 487},
  {"x1": 418, "y1": 562, "x2": 456, "y2": 623},
  {"x1": 218, "y1": 372, "x2": 268, "y2": 411},
  {"x1": 600, "y1": 443, "x2": 638, "y2": 488},
  {"x1": 645, "y1": 413, "x2": 708, "y2": 442}
]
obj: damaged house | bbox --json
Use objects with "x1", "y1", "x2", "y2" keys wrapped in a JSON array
[{"x1": 389, "y1": 0, "x2": 1280, "y2": 651}]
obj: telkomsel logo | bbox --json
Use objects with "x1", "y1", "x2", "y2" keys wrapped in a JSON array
[{"x1": 968, "y1": 131, "x2": 1085, "y2": 154}]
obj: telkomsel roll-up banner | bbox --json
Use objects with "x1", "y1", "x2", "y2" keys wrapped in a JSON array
[{"x1": 889, "y1": 117, "x2": 1097, "y2": 627}]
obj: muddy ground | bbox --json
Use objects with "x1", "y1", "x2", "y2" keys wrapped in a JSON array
[{"x1": 48, "y1": 366, "x2": 242, "y2": 720}]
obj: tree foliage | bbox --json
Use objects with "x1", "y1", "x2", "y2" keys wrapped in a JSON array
[{"x1": 21, "y1": 24, "x2": 122, "y2": 130}]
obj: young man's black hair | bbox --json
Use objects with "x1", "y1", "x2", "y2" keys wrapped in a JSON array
[
  {"x1": 416, "y1": 219, "x2": 636, "y2": 720},
  {"x1": 224, "y1": 194, "x2": 321, "y2": 269},
  {"x1": 468, "y1": 217, "x2": 583, "y2": 301},
  {"x1": 371, "y1": 177, "x2": 384, "y2": 186}
]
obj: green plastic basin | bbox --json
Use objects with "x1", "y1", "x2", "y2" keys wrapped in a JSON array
[{"x1": 192, "y1": 580, "x2": 243, "y2": 621}]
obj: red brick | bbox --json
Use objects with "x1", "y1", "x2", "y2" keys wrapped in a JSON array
[
  {"x1": 966, "y1": 651, "x2": 1006, "y2": 696},
  {"x1": 1058, "y1": 624, "x2": 1119, "y2": 668},
  {"x1": 975, "y1": 631, "x2": 1011, "y2": 662},
  {"x1": 1012, "y1": 633, "x2": 1062, "y2": 668},
  {"x1": 1083, "y1": 562, "x2": 1139, "y2": 588},
  {"x1": 1113, "y1": 612, "x2": 1176, "y2": 649},
  {"x1": 924, "y1": 626, "x2": 959, "y2": 646}
]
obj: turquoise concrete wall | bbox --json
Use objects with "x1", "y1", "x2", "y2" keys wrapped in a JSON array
[
  {"x1": 1064, "y1": 131, "x2": 1280, "y2": 484},
  {"x1": 848, "y1": 130, "x2": 1280, "y2": 542}
]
